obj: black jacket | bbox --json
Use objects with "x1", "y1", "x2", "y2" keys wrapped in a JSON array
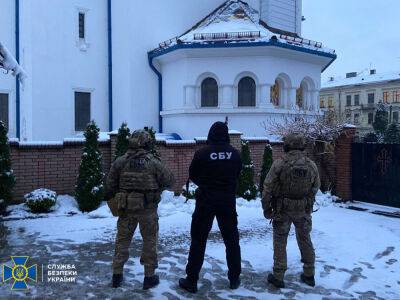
[{"x1": 189, "y1": 122, "x2": 242, "y2": 205}]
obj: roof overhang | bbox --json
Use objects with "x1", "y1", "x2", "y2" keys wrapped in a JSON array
[{"x1": 149, "y1": 40, "x2": 337, "y2": 73}]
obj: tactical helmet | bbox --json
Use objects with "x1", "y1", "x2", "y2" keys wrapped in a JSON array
[
  {"x1": 129, "y1": 130, "x2": 153, "y2": 149},
  {"x1": 283, "y1": 133, "x2": 306, "y2": 152}
]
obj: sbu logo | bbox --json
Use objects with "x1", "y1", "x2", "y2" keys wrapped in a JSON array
[
  {"x1": 210, "y1": 152, "x2": 232, "y2": 160},
  {"x1": 2, "y1": 256, "x2": 37, "y2": 290}
]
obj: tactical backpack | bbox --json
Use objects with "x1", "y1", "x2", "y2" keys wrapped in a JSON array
[
  {"x1": 280, "y1": 157, "x2": 314, "y2": 200},
  {"x1": 118, "y1": 155, "x2": 159, "y2": 211}
]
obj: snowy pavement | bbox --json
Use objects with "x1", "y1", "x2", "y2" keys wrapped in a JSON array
[{"x1": 1, "y1": 192, "x2": 399, "y2": 299}]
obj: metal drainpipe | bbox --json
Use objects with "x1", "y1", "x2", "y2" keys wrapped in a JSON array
[
  {"x1": 15, "y1": 0, "x2": 20, "y2": 139},
  {"x1": 107, "y1": 0, "x2": 113, "y2": 131},
  {"x1": 148, "y1": 55, "x2": 163, "y2": 133}
]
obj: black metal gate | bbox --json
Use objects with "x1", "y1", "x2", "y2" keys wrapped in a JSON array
[{"x1": 352, "y1": 143, "x2": 400, "y2": 208}]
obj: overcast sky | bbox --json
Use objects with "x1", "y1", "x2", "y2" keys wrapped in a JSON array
[{"x1": 302, "y1": 0, "x2": 400, "y2": 82}]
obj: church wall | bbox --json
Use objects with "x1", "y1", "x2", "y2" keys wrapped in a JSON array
[
  {"x1": 111, "y1": 0, "x2": 228, "y2": 133},
  {"x1": 160, "y1": 49, "x2": 322, "y2": 138},
  {"x1": 0, "y1": 0, "x2": 17, "y2": 137},
  {"x1": 27, "y1": 0, "x2": 109, "y2": 141}
]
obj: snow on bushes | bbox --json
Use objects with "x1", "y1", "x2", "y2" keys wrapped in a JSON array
[
  {"x1": 24, "y1": 188, "x2": 57, "y2": 213},
  {"x1": 182, "y1": 181, "x2": 198, "y2": 200}
]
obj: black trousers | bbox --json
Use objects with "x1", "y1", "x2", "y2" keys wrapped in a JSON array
[{"x1": 185, "y1": 202, "x2": 241, "y2": 281}]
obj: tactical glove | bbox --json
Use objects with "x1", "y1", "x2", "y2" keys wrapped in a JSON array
[{"x1": 263, "y1": 208, "x2": 274, "y2": 220}]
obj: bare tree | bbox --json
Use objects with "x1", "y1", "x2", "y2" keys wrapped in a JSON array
[{"x1": 263, "y1": 111, "x2": 350, "y2": 191}]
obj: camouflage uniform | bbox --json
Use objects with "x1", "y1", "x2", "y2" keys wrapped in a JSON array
[
  {"x1": 262, "y1": 134, "x2": 320, "y2": 281},
  {"x1": 105, "y1": 130, "x2": 174, "y2": 277}
]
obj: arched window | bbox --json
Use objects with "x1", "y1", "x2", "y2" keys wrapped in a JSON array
[
  {"x1": 238, "y1": 77, "x2": 256, "y2": 107},
  {"x1": 270, "y1": 80, "x2": 280, "y2": 106},
  {"x1": 201, "y1": 78, "x2": 218, "y2": 107},
  {"x1": 296, "y1": 86, "x2": 303, "y2": 108}
]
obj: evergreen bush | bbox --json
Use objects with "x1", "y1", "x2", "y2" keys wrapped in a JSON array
[
  {"x1": 259, "y1": 144, "x2": 273, "y2": 195},
  {"x1": 75, "y1": 121, "x2": 105, "y2": 212},
  {"x1": 237, "y1": 140, "x2": 258, "y2": 200},
  {"x1": 24, "y1": 189, "x2": 57, "y2": 213},
  {"x1": 0, "y1": 121, "x2": 15, "y2": 215},
  {"x1": 384, "y1": 123, "x2": 400, "y2": 144},
  {"x1": 373, "y1": 103, "x2": 389, "y2": 137},
  {"x1": 114, "y1": 122, "x2": 130, "y2": 160},
  {"x1": 144, "y1": 126, "x2": 159, "y2": 158}
]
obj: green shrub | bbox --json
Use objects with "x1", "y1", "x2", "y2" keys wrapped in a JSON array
[
  {"x1": 0, "y1": 121, "x2": 15, "y2": 215},
  {"x1": 237, "y1": 140, "x2": 258, "y2": 200},
  {"x1": 384, "y1": 123, "x2": 400, "y2": 144},
  {"x1": 114, "y1": 122, "x2": 131, "y2": 160},
  {"x1": 24, "y1": 189, "x2": 57, "y2": 213},
  {"x1": 373, "y1": 103, "x2": 388, "y2": 137},
  {"x1": 75, "y1": 121, "x2": 105, "y2": 212},
  {"x1": 144, "y1": 126, "x2": 160, "y2": 158}
]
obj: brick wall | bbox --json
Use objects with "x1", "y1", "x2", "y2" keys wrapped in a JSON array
[
  {"x1": 10, "y1": 141, "x2": 111, "y2": 201},
  {"x1": 334, "y1": 127, "x2": 356, "y2": 200},
  {"x1": 8, "y1": 129, "x2": 355, "y2": 203}
]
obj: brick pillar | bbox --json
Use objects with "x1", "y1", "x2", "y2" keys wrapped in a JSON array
[
  {"x1": 229, "y1": 130, "x2": 243, "y2": 151},
  {"x1": 334, "y1": 126, "x2": 356, "y2": 200},
  {"x1": 109, "y1": 132, "x2": 117, "y2": 161}
]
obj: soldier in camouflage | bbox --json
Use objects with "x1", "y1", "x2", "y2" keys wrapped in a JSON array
[
  {"x1": 105, "y1": 130, "x2": 174, "y2": 290},
  {"x1": 262, "y1": 133, "x2": 320, "y2": 288}
]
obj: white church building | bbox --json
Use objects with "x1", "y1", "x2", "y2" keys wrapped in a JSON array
[{"x1": 0, "y1": 0, "x2": 336, "y2": 141}]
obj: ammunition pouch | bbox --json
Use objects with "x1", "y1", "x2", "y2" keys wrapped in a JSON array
[
  {"x1": 107, "y1": 197, "x2": 119, "y2": 217},
  {"x1": 121, "y1": 189, "x2": 161, "y2": 212},
  {"x1": 106, "y1": 192, "x2": 128, "y2": 217},
  {"x1": 281, "y1": 197, "x2": 308, "y2": 212}
]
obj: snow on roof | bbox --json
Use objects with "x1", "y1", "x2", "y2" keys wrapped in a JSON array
[
  {"x1": 0, "y1": 41, "x2": 27, "y2": 82},
  {"x1": 322, "y1": 71, "x2": 400, "y2": 89},
  {"x1": 152, "y1": 0, "x2": 334, "y2": 56}
]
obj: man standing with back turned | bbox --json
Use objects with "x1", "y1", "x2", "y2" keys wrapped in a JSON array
[
  {"x1": 262, "y1": 133, "x2": 320, "y2": 288},
  {"x1": 105, "y1": 130, "x2": 174, "y2": 290},
  {"x1": 179, "y1": 122, "x2": 242, "y2": 293}
]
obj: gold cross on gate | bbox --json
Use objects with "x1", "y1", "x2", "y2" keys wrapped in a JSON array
[{"x1": 377, "y1": 148, "x2": 392, "y2": 176}]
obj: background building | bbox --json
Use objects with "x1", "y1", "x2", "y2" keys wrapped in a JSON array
[
  {"x1": 320, "y1": 70, "x2": 400, "y2": 135},
  {"x1": 0, "y1": 0, "x2": 335, "y2": 141}
]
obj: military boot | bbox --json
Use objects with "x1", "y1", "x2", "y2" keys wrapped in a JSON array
[
  {"x1": 300, "y1": 273, "x2": 315, "y2": 287},
  {"x1": 267, "y1": 273, "x2": 285, "y2": 289},
  {"x1": 112, "y1": 274, "x2": 123, "y2": 288},
  {"x1": 229, "y1": 277, "x2": 241, "y2": 290},
  {"x1": 143, "y1": 275, "x2": 160, "y2": 290},
  {"x1": 179, "y1": 277, "x2": 198, "y2": 293}
]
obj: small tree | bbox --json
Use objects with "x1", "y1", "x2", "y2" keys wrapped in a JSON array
[
  {"x1": 237, "y1": 141, "x2": 258, "y2": 200},
  {"x1": 0, "y1": 122, "x2": 15, "y2": 215},
  {"x1": 144, "y1": 126, "x2": 160, "y2": 159},
  {"x1": 75, "y1": 121, "x2": 105, "y2": 212},
  {"x1": 373, "y1": 103, "x2": 389, "y2": 137},
  {"x1": 114, "y1": 122, "x2": 130, "y2": 160},
  {"x1": 384, "y1": 123, "x2": 400, "y2": 144},
  {"x1": 259, "y1": 144, "x2": 273, "y2": 196}
]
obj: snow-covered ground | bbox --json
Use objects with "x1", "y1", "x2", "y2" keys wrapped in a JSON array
[{"x1": 1, "y1": 192, "x2": 399, "y2": 299}]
